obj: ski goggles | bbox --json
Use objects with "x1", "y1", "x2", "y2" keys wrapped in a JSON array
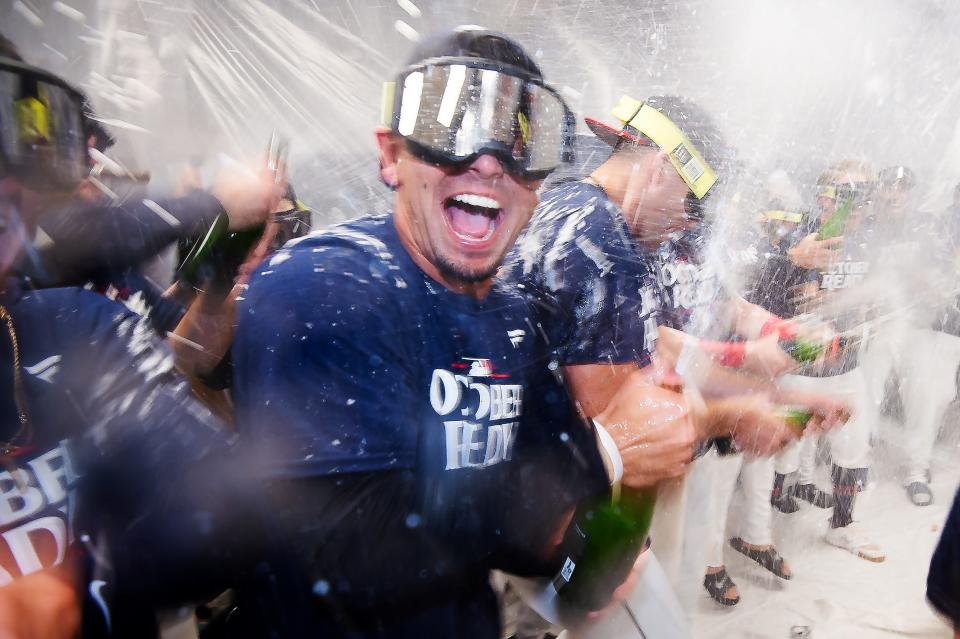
[
  {"x1": 0, "y1": 59, "x2": 88, "y2": 190},
  {"x1": 380, "y1": 58, "x2": 576, "y2": 180},
  {"x1": 818, "y1": 181, "x2": 874, "y2": 204},
  {"x1": 763, "y1": 210, "x2": 804, "y2": 223}
]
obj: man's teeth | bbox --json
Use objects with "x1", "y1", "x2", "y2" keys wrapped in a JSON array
[{"x1": 452, "y1": 193, "x2": 501, "y2": 210}]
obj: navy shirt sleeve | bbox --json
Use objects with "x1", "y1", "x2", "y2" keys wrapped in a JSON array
[
  {"x1": 232, "y1": 242, "x2": 420, "y2": 477},
  {"x1": 509, "y1": 183, "x2": 658, "y2": 368},
  {"x1": 36, "y1": 190, "x2": 223, "y2": 286}
]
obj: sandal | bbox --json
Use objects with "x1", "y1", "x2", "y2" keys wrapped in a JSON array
[
  {"x1": 729, "y1": 537, "x2": 792, "y2": 580},
  {"x1": 703, "y1": 568, "x2": 740, "y2": 606}
]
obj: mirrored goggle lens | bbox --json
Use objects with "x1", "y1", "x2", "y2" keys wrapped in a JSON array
[
  {"x1": 835, "y1": 182, "x2": 874, "y2": 205},
  {"x1": 0, "y1": 65, "x2": 87, "y2": 189},
  {"x1": 394, "y1": 64, "x2": 570, "y2": 176}
]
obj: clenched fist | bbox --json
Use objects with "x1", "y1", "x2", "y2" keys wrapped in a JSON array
[
  {"x1": 595, "y1": 370, "x2": 698, "y2": 489},
  {"x1": 211, "y1": 166, "x2": 285, "y2": 231},
  {"x1": 708, "y1": 394, "x2": 798, "y2": 456}
]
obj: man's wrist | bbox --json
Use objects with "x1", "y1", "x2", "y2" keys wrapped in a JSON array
[
  {"x1": 759, "y1": 316, "x2": 798, "y2": 340},
  {"x1": 592, "y1": 418, "x2": 623, "y2": 487},
  {"x1": 699, "y1": 340, "x2": 746, "y2": 368}
]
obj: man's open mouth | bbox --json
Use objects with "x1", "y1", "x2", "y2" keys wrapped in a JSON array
[{"x1": 443, "y1": 193, "x2": 503, "y2": 244}]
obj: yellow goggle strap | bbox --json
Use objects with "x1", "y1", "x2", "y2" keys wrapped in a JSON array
[
  {"x1": 610, "y1": 95, "x2": 717, "y2": 199},
  {"x1": 818, "y1": 184, "x2": 837, "y2": 200},
  {"x1": 380, "y1": 81, "x2": 396, "y2": 128},
  {"x1": 763, "y1": 210, "x2": 804, "y2": 223}
]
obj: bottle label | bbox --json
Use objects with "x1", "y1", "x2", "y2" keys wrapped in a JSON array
[{"x1": 553, "y1": 556, "x2": 576, "y2": 590}]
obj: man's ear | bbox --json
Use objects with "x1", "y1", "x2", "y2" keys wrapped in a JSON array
[{"x1": 375, "y1": 127, "x2": 401, "y2": 190}]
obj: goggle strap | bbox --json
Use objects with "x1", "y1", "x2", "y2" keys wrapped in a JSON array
[
  {"x1": 610, "y1": 95, "x2": 717, "y2": 199},
  {"x1": 380, "y1": 81, "x2": 396, "y2": 128}
]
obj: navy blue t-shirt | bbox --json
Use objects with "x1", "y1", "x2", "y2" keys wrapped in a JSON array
[
  {"x1": 232, "y1": 214, "x2": 606, "y2": 637},
  {"x1": 504, "y1": 180, "x2": 660, "y2": 367},
  {"x1": 653, "y1": 230, "x2": 722, "y2": 333},
  {"x1": 0, "y1": 283, "x2": 243, "y2": 636},
  {"x1": 929, "y1": 487, "x2": 960, "y2": 627}
]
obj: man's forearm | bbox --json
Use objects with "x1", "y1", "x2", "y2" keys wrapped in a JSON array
[{"x1": 38, "y1": 190, "x2": 223, "y2": 284}]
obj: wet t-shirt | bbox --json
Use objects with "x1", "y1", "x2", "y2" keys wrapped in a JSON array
[
  {"x1": 742, "y1": 234, "x2": 807, "y2": 320},
  {"x1": 504, "y1": 180, "x2": 659, "y2": 367},
  {"x1": 0, "y1": 283, "x2": 233, "y2": 636},
  {"x1": 232, "y1": 214, "x2": 605, "y2": 638},
  {"x1": 653, "y1": 231, "x2": 722, "y2": 333}
]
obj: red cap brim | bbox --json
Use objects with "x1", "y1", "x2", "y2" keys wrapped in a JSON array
[{"x1": 584, "y1": 117, "x2": 649, "y2": 148}]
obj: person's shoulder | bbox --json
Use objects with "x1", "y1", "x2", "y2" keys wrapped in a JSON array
[
  {"x1": 536, "y1": 179, "x2": 616, "y2": 225},
  {"x1": 525, "y1": 181, "x2": 633, "y2": 259},
  {"x1": 241, "y1": 214, "x2": 414, "y2": 328},
  {"x1": 248, "y1": 214, "x2": 411, "y2": 292},
  {"x1": 18, "y1": 285, "x2": 133, "y2": 320},
  {"x1": 13, "y1": 285, "x2": 142, "y2": 351}
]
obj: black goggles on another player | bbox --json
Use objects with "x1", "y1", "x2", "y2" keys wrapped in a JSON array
[
  {"x1": 381, "y1": 58, "x2": 576, "y2": 180},
  {"x1": 0, "y1": 58, "x2": 88, "y2": 190}
]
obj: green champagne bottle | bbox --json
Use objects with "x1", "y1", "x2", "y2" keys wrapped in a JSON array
[
  {"x1": 176, "y1": 213, "x2": 264, "y2": 291},
  {"x1": 177, "y1": 131, "x2": 288, "y2": 293},
  {"x1": 781, "y1": 407, "x2": 813, "y2": 436},
  {"x1": 815, "y1": 196, "x2": 854, "y2": 240},
  {"x1": 781, "y1": 334, "x2": 855, "y2": 364},
  {"x1": 554, "y1": 486, "x2": 658, "y2": 613},
  {"x1": 780, "y1": 336, "x2": 825, "y2": 363}
]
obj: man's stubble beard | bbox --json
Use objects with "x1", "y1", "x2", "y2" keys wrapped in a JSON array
[{"x1": 434, "y1": 253, "x2": 500, "y2": 284}]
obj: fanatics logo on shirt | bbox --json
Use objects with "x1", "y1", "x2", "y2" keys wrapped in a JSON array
[
  {"x1": 430, "y1": 358, "x2": 523, "y2": 471},
  {"x1": 507, "y1": 329, "x2": 526, "y2": 348}
]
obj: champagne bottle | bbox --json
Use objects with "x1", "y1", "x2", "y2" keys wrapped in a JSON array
[
  {"x1": 779, "y1": 336, "x2": 825, "y2": 363},
  {"x1": 781, "y1": 407, "x2": 813, "y2": 435},
  {"x1": 816, "y1": 196, "x2": 854, "y2": 240},
  {"x1": 553, "y1": 486, "x2": 658, "y2": 614},
  {"x1": 176, "y1": 213, "x2": 264, "y2": 291},
  {"x1": 176, "y1": 132, "x2": 288, "y2": 292},
  {"x1": 780, "y1": 334, "x2": 855, "y2": 364}
]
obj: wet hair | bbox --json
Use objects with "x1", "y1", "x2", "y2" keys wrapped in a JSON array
[
  {"x1": 816, "y1": 159, "x2": 876, "y2": 187},
  {"x1": 402, "y1": 26, "x2": 542, "y2": 81},
  {"x1": 0, "y1": 33, "x2": 22, "y2": 62}
]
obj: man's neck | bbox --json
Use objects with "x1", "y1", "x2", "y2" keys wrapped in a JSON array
[
  {"x1": 391, "y1": 213, "x2": 493, "y2": 300},
  {"x1": 589, "y1": 163, "x2": 627, "y2": 210}
]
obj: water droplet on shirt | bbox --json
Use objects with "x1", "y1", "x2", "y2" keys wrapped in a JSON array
[
  {"x1": 405, "y1": 513, "x2": 422, "y2": 528},
  {"x1": 313, "y1": 579, "x2": 330, "y2": 596}
]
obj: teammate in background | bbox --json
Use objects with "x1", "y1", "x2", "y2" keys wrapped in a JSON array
[
  {"x1": 860, "y1": 166, "x2": 960, "y2": 506},
  {"x1": 172, "y1": 185, "x2": 312, "y2": 422},
  {"x1": 0, "y1": 52, "x2": 280, "y2": 636},
  {"x1": 691, "y1": 206, "x2": 816, "y2": 607},
  {"x1": 772, "y1": 161, "x2": 890, "y2": 561},
  {"x1": 505, "y1": 95, "x2": 846, "y2": 624},
  {"x1": 0, "y1": 32, "x2": 273, "y2": 304}
]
